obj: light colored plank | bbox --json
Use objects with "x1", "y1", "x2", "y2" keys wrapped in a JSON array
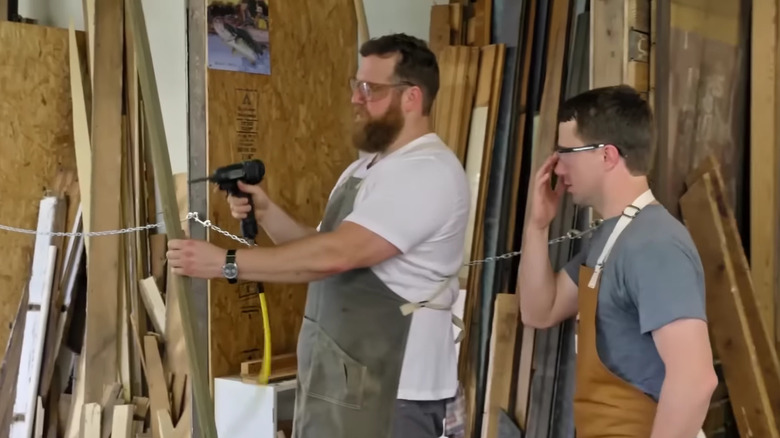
[
  {"x1": 83, "y1": 0, "x2": 123, "y2": 404},
  {"x1": 751, "y1": 0, "x2": 779, "y2": 347},
  {"x1": 481, "y1": 294, "x2": 519, "y2": 438},
  {"x1": 82, "y1": 403, "x2": 101, "y2": 438},
  {"x1": 126, "y1": 1, "x2": 217, "y2": 435},
  {"x1": 10, "y1": 197, "x2": 59, "y2": 438},
  {"x1": 138, "y1": 277, "x2": 166, "y2": 336},
  {"x1": 111, "y1": 405, "x2": 134, "y2": 438},
  {"x1": 143, "y1": 336, "x2": 169, "y2": 438}
]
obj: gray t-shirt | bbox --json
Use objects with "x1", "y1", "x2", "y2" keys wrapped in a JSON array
[{"x1": 563, "y1": 204, "x2": 706, "y2": 401}]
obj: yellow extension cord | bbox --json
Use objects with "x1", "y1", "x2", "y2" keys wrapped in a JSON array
[{"x1": 257, "y1": 291, "x2": 272, "y2": 385}]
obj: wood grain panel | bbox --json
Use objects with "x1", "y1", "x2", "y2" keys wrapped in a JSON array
[
  {"x1": 206, "y1": 0, "x2": 358, "y2": 379},
  {"x1": 84, "y1": 0, "x2": 124, "y2": 404},
  {"x1": 0, "y1": 22, "x2": 79, "y2": 364}
]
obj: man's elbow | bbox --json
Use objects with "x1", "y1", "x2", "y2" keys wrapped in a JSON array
[
  {"x1": 668, "y1": 363, "x2": 718, "y2": 401},
  {"x1": 519, "y1": 310, "x2": 556, "y2": 329}
]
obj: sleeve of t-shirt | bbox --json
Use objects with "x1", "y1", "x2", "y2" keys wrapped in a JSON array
[
  {"x1": 342, "y1": 160, "x2": 456, "y2": 253},
  {"x1": 624, "y1": 238, "x2": 707, "y2": 334},
  {"x1": 563, "y1": 247, "x2": 587, "y2": 284}
]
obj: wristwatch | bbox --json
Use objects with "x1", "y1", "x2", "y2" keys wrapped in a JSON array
[{"x1": 222, "y1": 249, "x2": 238, "y2": 284}]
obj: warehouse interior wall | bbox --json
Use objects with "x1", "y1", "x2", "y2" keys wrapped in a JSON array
[{"x1": 18, "y1": 0, "x2": 448, "y2": 175}]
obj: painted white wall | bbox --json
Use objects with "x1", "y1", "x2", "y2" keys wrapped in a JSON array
[{"x1": 18, "y1": 0, "x2": 441, "y2": 176}]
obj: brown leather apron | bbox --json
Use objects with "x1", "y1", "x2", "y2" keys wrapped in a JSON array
[
  {"x1": 572, "y1": 264, "x2": 657, "y2": 437},
  {"x1": 571, "y1": 190, "x2": 706, "y2": 438}
]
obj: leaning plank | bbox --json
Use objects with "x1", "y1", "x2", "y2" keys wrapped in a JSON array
[
  {"x1": 111, "y1": 405, "x2": 134, "y2": 438},
  {"x1": 125, "y1": 1, "x2": 217, "y2": 436},
  {"x1": 689, "y1": 159, "x2": 780, "y2": 418},
  {"x1": 83, "y1": 0, "x2": 124, "y2": 404},
  {"x1": 481, "y1": 294, "x2": 519, "y2": 438},
  {"x1": 10, "y1": 197, "x2": 59, "y2": 438},
  {"x1": 139, "y1": 277, "x2": 166, "y2": 337},
  {"x1": 82, "y1": 403, "x2": 101, "y2": 438},
  {"x1": 680, "y1": 172, "x2": 780, "y2": 438},
  {"x1": 751, "y1": 0, "x2": 780, "y2": 348},
  {"x1": 144, "y1": 336, "x2": 169, "y2": 438}
]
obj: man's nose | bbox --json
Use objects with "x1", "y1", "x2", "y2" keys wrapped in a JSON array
[{"x1": 351, "y1": 90, "x2": 364, "y2": 104}]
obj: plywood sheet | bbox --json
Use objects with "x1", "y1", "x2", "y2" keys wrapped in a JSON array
[
  {"x1": 206, "y1": 0, "x2": 358, "y2": 379},
  {"x1": 0, "y1": 22, "x2": 79, "y2": 362}
]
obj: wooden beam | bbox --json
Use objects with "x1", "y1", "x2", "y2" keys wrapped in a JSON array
[
  {"x1": 751, "y1": 0, "x2": 780, "y2": 349},
  {"x1": 83, "y1": 0, "x2": 123, "y2": 404},
  {"x1": 185, "y1": 0, "x2": 210, "y2": 433},
  {"x1": 126, "y1": 1, "x2": 217, "y2": 436}
]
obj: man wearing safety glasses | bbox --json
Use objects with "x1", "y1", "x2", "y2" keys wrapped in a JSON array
[
  {"x1": 218, "y1": 34, "x2": 470, "y2": 438},
  {"x1": 516, "y1": 85, "x2": 716, "y2": 437}
]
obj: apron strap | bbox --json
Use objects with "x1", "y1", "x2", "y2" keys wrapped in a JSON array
[
  {"x1": 399, "y1": 275, "x2": 466, "y2": 343},
  {"x1": 588, "y1": 189, "x2": 656, "y2": 288}
]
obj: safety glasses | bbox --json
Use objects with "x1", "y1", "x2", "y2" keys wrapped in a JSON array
[
  {"x1": 349, "y1": 78, "x2": 414, "y2": 102},
  {"x1": 555, "y1": 143, "x2": 626, "y2": 157}
]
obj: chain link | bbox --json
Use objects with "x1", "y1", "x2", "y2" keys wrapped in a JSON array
[
  {"x1": 0, "y1": 213, "x2": 602, "y2": 266},
  {"x1": 462, "y1": 219, "x2": 603, "y2": 266}
]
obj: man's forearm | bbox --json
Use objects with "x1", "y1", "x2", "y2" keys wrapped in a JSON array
[
  {"x1": 516, "y1": 226, "x2": 556, "y2": 326},
  {"x1": 260, "y1": 201, "x2": 317, "y2": 245},
  {"x1": 235, "y1": 231, "x2": 347, "y2": 283},
  {"x1": 649, "y1": 373, "x2": 713, "y2": 438}
]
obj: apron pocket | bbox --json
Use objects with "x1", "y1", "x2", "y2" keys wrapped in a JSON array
[{"x1": 306, "y1": 321, "x2": 367, "y2": 410}]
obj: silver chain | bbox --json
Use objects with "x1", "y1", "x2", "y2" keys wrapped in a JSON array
[
  {"x1": 0, "y1": 213, "x2": 602, "y2": 266},
  {"x1": 462, "y1": 219, "x2": 603, "y2": 266}
]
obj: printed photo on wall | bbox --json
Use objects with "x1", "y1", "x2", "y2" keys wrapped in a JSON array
[{"x1": 207, "y1": 0, "x2": 270, "y2": 75}]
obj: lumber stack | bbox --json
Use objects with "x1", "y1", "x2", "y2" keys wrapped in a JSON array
[
  {"x1": 680, "y1": 157, "x2": 780, "y2": 438},
  {"x1": 0, "y1": 2, "x2": 209, "y2": 437}
]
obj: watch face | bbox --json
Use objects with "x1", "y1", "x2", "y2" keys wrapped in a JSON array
[{"x1": 223, "y1": 263, "x2": 238, "y2": 279}]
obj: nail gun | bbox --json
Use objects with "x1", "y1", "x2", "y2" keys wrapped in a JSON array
[{"x1": 190, "y1": 159, "x2": 266, "y2": 241}]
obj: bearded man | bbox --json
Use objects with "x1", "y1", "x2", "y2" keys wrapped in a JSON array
[{"x1": 166, "y1": 33, "x2": 470, "y2": 438}]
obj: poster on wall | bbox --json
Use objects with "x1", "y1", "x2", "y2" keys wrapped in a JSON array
[{"x1": 207, "y1": 0, "x2": 271, "y2": 75}]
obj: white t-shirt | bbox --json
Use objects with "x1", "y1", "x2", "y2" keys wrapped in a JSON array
[{"x1": 319, "y1": 133, "x2": 470, "y2": 401}]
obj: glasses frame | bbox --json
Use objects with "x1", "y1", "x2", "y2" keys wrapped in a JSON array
[
  {"x1": 555, "y1": 143, "x2": 626, "y2": 158},
  {"x1": 349, "y1": 78, "x2": 415, "y2": 102}
]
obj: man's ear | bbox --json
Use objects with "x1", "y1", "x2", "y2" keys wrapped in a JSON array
[
  {"x1": 603, "y1": 144, "x2": 622, "y2": 169},
  {"x1": 403, "y1": 86, "x2": 423, "y2": 112}
]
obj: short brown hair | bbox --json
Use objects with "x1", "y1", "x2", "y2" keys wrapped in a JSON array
[
  {"x1": 557, "y1": 85, "x2": 655, "y2": 175},
  {"x1": 359, "y1": 33, "x2": 439, "y2": 115}
]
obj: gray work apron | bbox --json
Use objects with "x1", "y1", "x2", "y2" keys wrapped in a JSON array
[
  {"x1": 291, "y1": 170, "x2": 410, "y2": 438},
  {"x1": 291, "y1": 161, "x2": 464, "y2": 438}
]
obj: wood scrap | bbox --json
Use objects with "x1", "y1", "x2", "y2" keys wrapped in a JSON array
[{"x1": 680, "y1": 164, "x2": 780, "y2": 437}]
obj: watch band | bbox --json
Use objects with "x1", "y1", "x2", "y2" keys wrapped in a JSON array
[{"x1": 226, "y1": 249, "x2": 237, "y2": 263}]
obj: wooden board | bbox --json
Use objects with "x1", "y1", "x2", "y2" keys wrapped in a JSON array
[
  {"x1": 83, "y1": 0, "x2": 124, "y2": 404},
  {"x1": 589, "y1": 0, "x2": 650, "y2": 95},
  {"x1": 480, "y1": 294, "x2": 519, "y2": 438},
  {"x1": 750, "y1": 0, "x2": 780, "y2": 349},
  {"x1": 0, "y1": 22, "x2": 79, "y2": 363},
  {"x1": 206, "y1": 0, "x2": 358, "y2": 380},
  {"x1": 680, "y1": 171, "x2": 780, "y2": 438}
]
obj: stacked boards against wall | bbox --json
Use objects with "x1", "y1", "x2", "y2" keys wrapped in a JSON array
[{"x1": 205, "y1": 0, "x2": 358, "y2": 382}]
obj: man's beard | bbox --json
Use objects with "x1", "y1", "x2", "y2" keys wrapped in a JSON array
[{"x1": 351, "y1": 98, "x2": 404, "y2": 153}]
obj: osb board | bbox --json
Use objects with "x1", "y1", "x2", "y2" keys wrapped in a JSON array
[
  {"x1": 206, "y1": 0, "x2": 357, "y2": 379},
  {"x1": 0, "y1": 22, "x2": 79, "y2": 362}
]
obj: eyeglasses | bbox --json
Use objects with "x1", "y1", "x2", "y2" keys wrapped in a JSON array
[
  {"x1": 555, "y1": 143, "x2": 626, "y2": 157},
  {"x1": 349, "y1": 78, "x2": 414, "y2": 101}
]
